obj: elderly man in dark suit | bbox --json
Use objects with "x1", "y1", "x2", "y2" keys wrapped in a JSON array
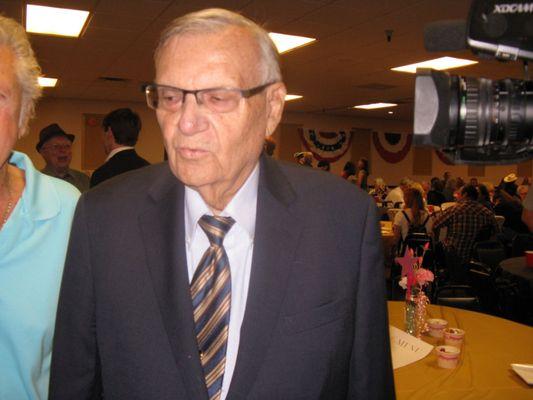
[
  {"x1": 89, "y1": 108, "x2": 150, "y2": 187},
  {"x1": 50, "y1": 8, "x2": 394, "y2": 400}
]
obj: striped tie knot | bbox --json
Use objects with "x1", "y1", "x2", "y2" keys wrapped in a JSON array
[{"x1": 199, "y1": 215, "x2": 235, "y2": 247}]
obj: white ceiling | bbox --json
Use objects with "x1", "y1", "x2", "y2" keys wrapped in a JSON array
[{"x1": 1, "y1": 0, "x2": 526, "y2": 121}]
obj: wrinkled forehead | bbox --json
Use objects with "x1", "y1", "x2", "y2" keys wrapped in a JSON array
[{"x1": 155, "y1": 27, "x2": 263, "y2": 86}]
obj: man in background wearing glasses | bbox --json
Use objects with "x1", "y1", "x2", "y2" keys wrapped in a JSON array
[
  {"x1": 37, "y1": 123, "x2": 90, "y2": 192},
  {"x1": 50, "y1": 8, "x2": 394, "y2": 400}
]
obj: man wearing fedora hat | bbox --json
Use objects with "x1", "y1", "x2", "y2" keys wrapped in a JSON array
[{"x1": 37, "y1": 123, "x2": 90, "y2": 192}]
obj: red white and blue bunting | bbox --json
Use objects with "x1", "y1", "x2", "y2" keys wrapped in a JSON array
[
  {"x1": 435, "y1": 149, "x2": 454, "y2": 165},
  {"x1": 372, "y1": 131, "x2": 412, "y2": 164},
  {"x1": 298, "y1": 127, "x2": 354, "y2": 162}
]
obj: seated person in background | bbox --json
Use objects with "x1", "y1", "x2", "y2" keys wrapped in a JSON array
[
  {"x1": 517, "y1": 184, "x2": 529, "y2": 202},
  {"x1": 427, "y1": 177, "x2": 446, "y2": 206},
  {"x1": 90, "y1": 108, "x2": 150, "y2": 187},
  {"x1": 393, "y1": 187, "x2": 433, "y2": 253},
  {"x1": 0, "y1": 15, "x2": 80, "y2": 399},
  {"x1": 369, "y1": 177, "x2": 389, "y2": 201},
  {"x1": 37, "y1": 123, "x2": 90, "y2": 192},
  {"x1": 385, "y1": 177, "x2": 412, "y2": 208},
  {"x1": 481, "y1": 181, "x2": 496, "y2": 203},
  {"x1": 294, "y1": 151, "x2": 313, "y2": 167},
  {"x1": 500, "y1": 173, "x2": 520, "y2": 199},
  {"x1": 494, "y1": 188, "x2": 529, "y2": 235},
  {"x1": 521, "y1": 187, "x2": 533, "y2": 232},
  {"x1": 478, "y1": 183, "x2": 494, "y2": 211},
  {"x1": 442, "y1": 178, "x2": 457, "y2": 202},
  {"x1": 433, "y1": 184, "x2": 498, "y2": 264}
]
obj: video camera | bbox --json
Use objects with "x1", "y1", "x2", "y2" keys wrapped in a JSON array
[{"x1": 413, "y1": 0, "x2": 533, "y2": 164}]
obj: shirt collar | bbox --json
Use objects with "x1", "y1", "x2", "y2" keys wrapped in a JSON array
[
  {"x1": 10, "y1": 151, "x2": 60, "y2": 221},
  {"x1": 106, "y1": 146, "x2": 135, "y2": 162},
  {"x1": 184, "y1": 163, "x2": 259, "y2": 244}
]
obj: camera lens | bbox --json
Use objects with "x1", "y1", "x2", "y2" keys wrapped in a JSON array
[
  {"x1": 456, "y1": 77, "x2": 532, "y2": 147},
  {"x1": 414, "y1": 69, "x2": 533, "y2": 164}
]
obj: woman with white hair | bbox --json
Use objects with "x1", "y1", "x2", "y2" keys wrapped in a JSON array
[{"x1": 0, "y1": 16, "x2": 79, "y2": 399}]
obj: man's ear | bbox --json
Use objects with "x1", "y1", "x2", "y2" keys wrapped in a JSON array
[{"x1": 265, "y1": 82, "x2": 286, "y2": 136}]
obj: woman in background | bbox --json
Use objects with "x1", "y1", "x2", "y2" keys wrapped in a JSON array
[
  {"x1": 0, "y1": 16, "x2": 79, "y2": 399},
  {"x1": 393, "y1": 187, "x2": 433, "y2": 250},
  {"x1": 354, "y1": 158, "x2": 369, "y2": 191}
]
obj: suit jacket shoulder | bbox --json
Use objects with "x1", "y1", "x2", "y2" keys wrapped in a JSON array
[{"x1": 90, "y1": 149, "x2": 150, "y2": 187}]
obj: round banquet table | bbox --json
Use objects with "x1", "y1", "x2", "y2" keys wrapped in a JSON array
[
  {"x1": 388, "y1": 301, "x2": 533, "y2": 400},
  {"x1": 500, "y1": 256, "x2": 533, "y2": 293}
]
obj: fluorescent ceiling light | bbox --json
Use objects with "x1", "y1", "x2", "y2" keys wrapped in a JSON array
[
  {"x1": 269, "y1": 32, "x2": 316, "y2": 54},
  {"x1": 26, "y1": 4, "x2": 89, "y2": 37},
  {"x1": 38, "y1": 77, "x2": 58, "y2": 87},
  {"x1": 391, "y1": 56, "x2": 478, "y2": 73},
  {"x1": 354, "y1": 102, "x2": 397, "y2": 110},
  {"x1": 285, "y1": 94, "x2": 303, "y2": 101}
]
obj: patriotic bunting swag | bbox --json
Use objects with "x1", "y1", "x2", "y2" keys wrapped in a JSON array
[
  {"x1": 372, "y1": 131, "x2": 412, "y2": 163},
  {"x1": 435, "y1": 149, "x2": 455, "y2": 165},
  {"x1": 298, "y1": 128, "x2": 354, "y2": 162}
]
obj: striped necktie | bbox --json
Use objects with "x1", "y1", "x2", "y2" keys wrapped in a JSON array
[{"x1": 191, "y1": 215, "x2": 235, "y2": 400}]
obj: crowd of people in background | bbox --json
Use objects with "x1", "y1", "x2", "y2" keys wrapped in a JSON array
[{"x1": 288, "y1": 149, "x2": 532, "y2": 270}]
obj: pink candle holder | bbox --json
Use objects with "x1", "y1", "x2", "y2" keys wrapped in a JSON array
[
  {"x1": 444, "y1": 327, "x2": 465, "y2": 348},
  {"x1": 427, "y1": 318, "x2": 448, "y2": 338},
  {"x1": 435, "y1": 345, "x2": 461, "y2": 369}
]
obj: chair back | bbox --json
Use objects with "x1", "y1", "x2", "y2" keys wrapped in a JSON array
[
  {"x1": 467, "y1": 263, "x2": 497, "y2": 313},
  {"x1": 435, "y1": 285, "x2": 481, "y2": 311},
  {"x1": 473, "y1": 241, "x2": 506, "y2": 269}
]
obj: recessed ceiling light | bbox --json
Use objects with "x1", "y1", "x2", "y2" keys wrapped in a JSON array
[
  {"x1": 391, "y1": 56, "x2": 478, "y2": 73},
  {"x1": 38, "y1": 77, "x2": 58, "y2": 87},
  {"x1": 269, "y1": 32, "x2": 316, "y2": 54},
  {"x1": 353, "y1": 102, "x2": 397, "y2": 110},
  {"x1": 388, "y1": 111, "x2": 394, "y2": 114},
  {"x1": 26, "y1": 4, "x2": 90, "y2": 37},
  {"x1": 285, "y1": 94, "x2": 303, "y2": 101}
]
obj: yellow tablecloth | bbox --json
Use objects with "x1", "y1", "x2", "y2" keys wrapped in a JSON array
[{"x1": 389, "y1": 301, "x2": 533, "y2": 400}]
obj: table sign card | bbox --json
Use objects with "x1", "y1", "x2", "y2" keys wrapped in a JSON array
[{"x1": 389, "y1": 325, "x2": 434, "y2": 369}]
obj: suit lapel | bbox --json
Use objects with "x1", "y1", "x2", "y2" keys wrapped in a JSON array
[
  {"x1": 138, "y1": 166, "x2": 208, "y2": 400},
  {"x1": 228, "y1": 156, "x2": 302, "y2": 399}
]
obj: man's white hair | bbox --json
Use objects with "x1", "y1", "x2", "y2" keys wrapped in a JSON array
[
  {"x1": 0, "y1": 15, "x2": 41, "y2": 137},
  {"x1": 154, "y1": 8, "x2": 282, "y2": 84}
]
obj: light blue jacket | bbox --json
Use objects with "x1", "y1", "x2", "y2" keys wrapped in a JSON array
[{"x1": 0, "y1": 151, "x2": 80, "y2": 400}]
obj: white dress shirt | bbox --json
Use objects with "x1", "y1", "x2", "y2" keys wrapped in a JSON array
[
  {"x1": 184, "y1": 164, "x2": 259, "y2": 400},
  {"x1": 105, "y1": 146, "x2": 134, "y2": 161}
]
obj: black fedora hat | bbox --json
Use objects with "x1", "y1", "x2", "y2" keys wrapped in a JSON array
[{"x1": 36, "y1": 123, "x2": 75, "y2": 151}]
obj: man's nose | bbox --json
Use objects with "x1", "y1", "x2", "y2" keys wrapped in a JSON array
[{"x1": 177, "y1": 93, "x2": 209, "y2": 135}]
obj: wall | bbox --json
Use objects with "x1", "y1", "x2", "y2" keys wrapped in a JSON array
[{"x1": 15, "y1": 97, "x2": 531, "y2": 185}]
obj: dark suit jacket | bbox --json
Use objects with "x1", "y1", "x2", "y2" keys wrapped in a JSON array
[
  {"x1": 50, "y1": 156, "x2": 395, "y2": 400},
  {"x1": 89, "y1": 148, "x2": 149, "y2": 187}
]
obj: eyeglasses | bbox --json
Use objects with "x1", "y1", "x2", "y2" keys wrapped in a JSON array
[
  {"x1": 42, "y1": 143, "x2": 72, "y2": 151},
  {"x1": 144, "y1": 82, "x2": 275, "y2": 113}
]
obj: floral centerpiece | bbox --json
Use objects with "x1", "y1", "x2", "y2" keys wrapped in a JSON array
[{"x1": 395, "y1": 244, "x2": 434, "y2": 337}]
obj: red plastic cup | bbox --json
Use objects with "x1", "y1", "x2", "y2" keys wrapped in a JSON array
[{"x1": 526, "y1": 251, "x2": 533, "y2": 268}]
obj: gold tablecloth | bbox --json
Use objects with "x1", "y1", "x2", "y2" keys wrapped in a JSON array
[{"x1": 389, "y1": 301, "x2": 533, "y2": 400}]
